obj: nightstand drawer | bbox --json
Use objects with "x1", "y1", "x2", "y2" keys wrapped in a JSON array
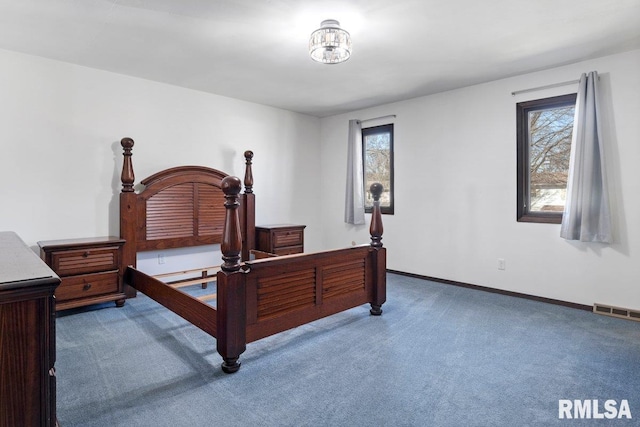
[
  {"x1": 273, "y1": 246, "x2": 303, "y2": 256},
  {"x1": 51, "y1": 246, "x2": 120, "y2": 276},
  {"x1": 273, "y1": 229, "x2": 303, "y2": 248},
  {"x1": 56, "y1": 271, "x2": 119, "y2": 302}
]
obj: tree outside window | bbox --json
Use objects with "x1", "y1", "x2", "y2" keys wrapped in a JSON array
[{"x1": 362, "y1": 124, "x2": 394, "y2": 214}]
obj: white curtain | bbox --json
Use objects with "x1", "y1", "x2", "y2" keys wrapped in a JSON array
[
  {"x1": 560, "y1": 71, "x2": 612, "y2": 243},
  {"x1": 344, "y1": 119, "x2": 365, "y2": 224}
]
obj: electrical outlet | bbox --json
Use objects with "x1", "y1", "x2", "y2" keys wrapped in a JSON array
[
  {"x1": 158, "y1": 254, "x2": 165, "y2": 265},
  {"x1": 497, "y1": 258, "x2": 505, "y2": 270}
]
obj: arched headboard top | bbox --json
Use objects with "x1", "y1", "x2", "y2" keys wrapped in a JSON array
[
  {"x1": 142, "y1": 165, "x2": 228, "y2": 186},
  {"x1": 139, "y1": 165, "x2": 229, "y2": 198}
]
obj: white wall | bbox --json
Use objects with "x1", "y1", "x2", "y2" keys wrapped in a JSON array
[
  {"x1": 0, "y1": 49, "x2": 323, "y2": 269},
  {"x1": 319, "y1": 49, "x2": 640, "y2": 309}
]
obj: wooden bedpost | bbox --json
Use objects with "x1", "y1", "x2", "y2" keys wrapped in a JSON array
[
  {"x1": 243, "y1": 150, "x2": 254, "y2": 194},
  {"x1": 240, "y1": 150, "x2": 255, "y2": 261},
  {"x1": 120, "y1": 137, "x2": 135, "y2": 193},
  {"x1": 369, "y1": 183, "x2": 386, "y2": 315},
  {"x1": 120, "y1": 137, "x2": 137, "y2": 299},
  {"x1": 217, "y1": 176, "x2": 247, "y2": 373}
]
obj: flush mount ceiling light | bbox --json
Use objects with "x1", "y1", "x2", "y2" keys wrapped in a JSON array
[{"x1": 309, "y1": 19, "x2": 352, "y2": 64}]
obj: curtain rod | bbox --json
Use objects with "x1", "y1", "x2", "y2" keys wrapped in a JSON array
[
  {"x1": 359, "y1": 114, "x2": 396, "y2": 124},
  {"x1": 511, "y1": 80, "x2": 579, "y2": 96}
]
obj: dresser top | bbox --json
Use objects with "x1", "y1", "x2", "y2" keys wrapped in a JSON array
[
  {"x1": 0, "y1": 231, "x2": 59, "y2": 288},
  {"x1": 37, "y1": 235, "x2": 125, "y2": 249}
]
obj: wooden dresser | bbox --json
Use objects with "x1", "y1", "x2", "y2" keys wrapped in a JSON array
[
  {"x1": 38, "y1": 236, "x2": 126, "y2": 311},
  {"x1": 0, "y1": 231, "x2": 60, "y2": 427},
  {"x1": 255, "y1": 224, "x2": 306, "y2": 255}
]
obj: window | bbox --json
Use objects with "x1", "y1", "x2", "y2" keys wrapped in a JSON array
[
  {"x1": 362, "y1": 123, "x2": 394, "y2": 214},
  {"x1": 517, "y1": 94, "x2": 576, "y2": 223}
]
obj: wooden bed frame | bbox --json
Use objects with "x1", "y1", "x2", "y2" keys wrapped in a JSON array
[{"x1": 118, "y1": 138, "x2": 386, "y2": 373}]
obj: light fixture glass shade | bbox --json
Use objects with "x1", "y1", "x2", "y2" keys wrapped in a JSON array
[{"x1": 309, "y1": 19, "x2": 351, "y2": 64}]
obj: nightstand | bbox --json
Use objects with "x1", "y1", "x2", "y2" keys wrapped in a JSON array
[
  {"x1": 38, "y1": 236, "x2": 126, "y2": 311},
  {"x1": 255, "y1": 224, "x2": 306, "y2": 255}
]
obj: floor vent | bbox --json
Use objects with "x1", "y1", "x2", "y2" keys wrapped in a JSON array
[{"x1": 593, "y1": 303, "x2": 640, "y2": 322}]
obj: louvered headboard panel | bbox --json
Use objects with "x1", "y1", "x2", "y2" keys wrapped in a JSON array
[{"x1": 135, "y1": 166, "x2": 228, "y2": 251}]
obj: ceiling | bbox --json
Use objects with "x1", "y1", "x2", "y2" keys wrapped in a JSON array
[{"x1": 1, "y1": 0, "x2": 639, "y2": 117}]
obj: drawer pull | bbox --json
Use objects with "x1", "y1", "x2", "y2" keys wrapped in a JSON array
[
  {"x1": 83, "y1": 251, "x2": 90, "y2": 258},
  {"x1": 83, "y1": 283, "x2": 92, "y2": 291}
]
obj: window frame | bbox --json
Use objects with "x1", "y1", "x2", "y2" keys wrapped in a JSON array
[
  {"x1": 516, "y1": 93, "x2": 577, "y2": 224},
  {"x1": 362, "y1": 123, "x2": 394, "y2": 215}
]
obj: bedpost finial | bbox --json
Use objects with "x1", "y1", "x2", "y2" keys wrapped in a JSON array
[
  {"x1": 121, "y1": 137, "x2": 135, "y2": 192},
  {"x1": 370, "y1": 183, "x2": 383, "y2": 202},
  {"x1": 121, "y1": 137, "x2": 134, "y2": 150},
  {"x1": 222, "y1": 175, "x2": 242, "y2": 197},
  {"x1": 221, "y1": 176, "x2": 243, "y2": 272},
  {"x1": 369, "y1": 183, "x2": 384, "y2": 248},
  {"x1": 243, "y1": 150, "x2": 254, "y2": 194}
]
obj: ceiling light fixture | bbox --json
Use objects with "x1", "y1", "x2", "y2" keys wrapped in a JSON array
[{"x1": 309, "y1": 19, "x2": 352, "y2": 64}]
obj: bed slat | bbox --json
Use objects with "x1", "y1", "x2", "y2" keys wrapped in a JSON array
[
  {"x1": 198, "y1": 294, "x2": 217, "y2": 302},
  {"x1": 168, "y1": 277, "x2": 217, "y2": 288}
]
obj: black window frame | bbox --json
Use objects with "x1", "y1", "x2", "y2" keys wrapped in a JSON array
[
  {"x1": 362, "y1": 123, "x2": 394, "y2": 215},
  {"x1": 516, "y1": 93, "x2": 576, "y2": 224}
]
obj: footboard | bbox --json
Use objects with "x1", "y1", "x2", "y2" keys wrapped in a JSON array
[
  {"x1": 216, "y1": 177, "x2": 386, "y2": 373},
  {"x1": 244, "y1": 245, "x2": 384, "y2": 342}
]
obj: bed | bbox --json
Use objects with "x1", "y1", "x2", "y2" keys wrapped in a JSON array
[{"x1": 118, "y1": 137, "x2": 386, "y2": 373}]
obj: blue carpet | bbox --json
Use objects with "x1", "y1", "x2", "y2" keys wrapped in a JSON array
[{"x1": 56, "y1": 273, "x2": 640, "y2": 426}]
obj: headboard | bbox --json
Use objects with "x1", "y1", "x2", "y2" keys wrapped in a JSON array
[{"x1": 118, "y1": 137, "x2": 255, "y2": 283}]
